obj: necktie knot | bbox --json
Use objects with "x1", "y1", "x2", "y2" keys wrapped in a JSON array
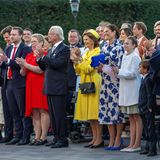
[{"x1": 51, "y1": 46, "x2": 56, "y2": 53}]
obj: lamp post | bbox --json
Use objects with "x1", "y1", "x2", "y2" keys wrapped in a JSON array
[{"x1": 70, "y1": 0, "x2": 80, "y2": 29}]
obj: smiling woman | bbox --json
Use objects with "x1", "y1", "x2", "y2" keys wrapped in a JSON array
[
  {"x1": 99, "y1": 24, "x2": 125, "y2": 151},
  {"x1": 73, "y1": 29, "x2": 103, "y2": 148},
  {"x1": 16, "y1": 33, "x2": 50, "y2": 146}
]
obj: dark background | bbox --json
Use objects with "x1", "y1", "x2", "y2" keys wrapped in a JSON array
[{"x1": 0, "y1": 0, "x2": 160, "y2": 46}]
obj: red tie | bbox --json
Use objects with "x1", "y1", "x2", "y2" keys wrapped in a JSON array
[{"x1": 8, "y1": 46, "x2": 17, "y2": 79}]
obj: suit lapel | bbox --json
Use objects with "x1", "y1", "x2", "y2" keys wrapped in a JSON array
[
  {"x1": 52, "y1": 42, "x2": 63, "y2": 57},
  {"x1": 14, "y1": 42, "x2": 23, "y2": 58},
  {"x1": 7, "y1": 45, "x2": 13, "y2": 58}
]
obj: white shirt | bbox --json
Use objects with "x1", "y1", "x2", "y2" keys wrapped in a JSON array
[{"x1": 7, "y1": 42, "x2": 21, "y2": 64}]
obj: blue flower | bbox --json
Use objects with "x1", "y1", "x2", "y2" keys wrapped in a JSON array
[
  {"x1": 99, "y1": 112, "x2": 104, "y2": 119},
  {"x1": 113, "y1": 102, "x2": 117, "y2": 108},
  {"x1": 100, "y1": 98, "x2": 105, "y2": 105},
  {"x1": 104, "y1": 116, "x2": 110, "y2": 122},
  {"x1": 111, "y1": 108, "x2": 116, "y2": 116},
  {"x1": 101, "y1": 107, "x2": 106, "y2": 111},
  {"x1": 112, "y1": 88, "x2": 118, "y2": 94},
  {"x1": 108, "y1": 83, "x2": 113, "y2": 90},
  {"x1": 108, "y1": 96, "x2": 113, "y2": 103}
]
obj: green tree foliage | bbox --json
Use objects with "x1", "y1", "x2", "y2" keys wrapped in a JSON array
[{"x1": 0, "y1": 0, "x2": 160, "y2": 42}]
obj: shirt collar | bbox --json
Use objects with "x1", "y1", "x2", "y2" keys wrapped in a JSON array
[
  {"x1": 13, "y1": 41, "x2": 21, "y2": 48},
  {"x1": 53, "y1": 41, "x2": 62, "y2": 49},
  {"x1": 137, "y1": 36, "x2": 144, "y2": 44}
]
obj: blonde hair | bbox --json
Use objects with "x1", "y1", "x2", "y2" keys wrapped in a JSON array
[{"x1": 32, "y1": 33, "x2": 45, "y2": 45}]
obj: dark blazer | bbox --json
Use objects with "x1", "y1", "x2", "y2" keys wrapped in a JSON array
[
  {"x1": 1, "y1": 42, "x2": 31, "y2": 88},
  {"x1": 138, "y1": 73, "x2": 156, "y2": 114},
  {"x1": 67, "y1": 43, "x2": 82, "y2": 89},
  {"x1": 37, "y1": 42, "x2": 70, "y2": 95},
  {"x1": 149, "y1": 50, "x2": 160, "y2": 95}
]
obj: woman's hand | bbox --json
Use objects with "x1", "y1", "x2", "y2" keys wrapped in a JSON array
[
  {"x1": 96, "y1": 62, "x2": 104, "y2": 73},
  {"x1": 20, "y1": 67, "x2": 26, "y2": 76},
  {"x1": 34, "y1": 44, "x2": 44, "y2": 58},
  {"x1": 112, "y1": 66, "x2": 119, "y2": 74}
]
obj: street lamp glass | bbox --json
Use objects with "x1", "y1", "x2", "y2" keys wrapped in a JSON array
[{"x1": 70, "y1": 0, "x2": 80, "y2": 13}]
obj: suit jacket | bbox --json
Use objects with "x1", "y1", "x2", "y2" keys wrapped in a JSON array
[
  {"x1": 37, "y1": 42, "x2": 70, "y2": 95},
  {"x1": 0, "y1": 42, "x2": 31, "y2": 88},
  {"x1": 138, "y1": 36, "x2": 148, "y2": 59},
  {"x1": 149, "y1": 50, "x2": 160, "y2": 95},
  {"x1": 138, "y1": 73, "x2": 156, "y2": 114}
]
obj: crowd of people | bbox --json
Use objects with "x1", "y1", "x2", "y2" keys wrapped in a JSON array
[{"x1": 0, "y1": 20, "x2": 160, "y2": 157}]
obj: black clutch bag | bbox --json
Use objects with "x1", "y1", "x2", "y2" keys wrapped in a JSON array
[{"x1": 79, "y1": 82, "x2": 95, "y2": 94}]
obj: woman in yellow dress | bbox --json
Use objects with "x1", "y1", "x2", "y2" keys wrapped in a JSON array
[{"x1": 74, "y1": 29, "x2": 103, "y2": 148}]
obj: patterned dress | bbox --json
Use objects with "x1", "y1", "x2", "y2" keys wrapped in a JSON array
[{"x1": 99, "y1": 39, "x2": 125, "y2": 125}]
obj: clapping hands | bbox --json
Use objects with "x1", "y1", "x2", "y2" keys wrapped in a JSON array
[
  {"x1": 15, "y1": 57, "x2": 26, "y2": 67},
  {"x1": 70, "y1": 47, "x2": 82, "y2": 63}
]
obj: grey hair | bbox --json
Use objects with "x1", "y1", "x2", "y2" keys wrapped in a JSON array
[{"x1": 49, "y1": 26, "x2": 64, "y2": 40}]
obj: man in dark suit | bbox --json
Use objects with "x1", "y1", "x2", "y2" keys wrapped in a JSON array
[
  {"x1": 67, "y1": 29, "x2": 82, "y2": 117},
  {"x1": 0, "y1": 26, "x2": 32, "y2": 145},
  {"x1": 36, "y1": 26, "x2": 70, "y2": 148},
  {"x1": 138, "y1": 60, "x2": 157, "y2": 157},
  {"x1": 0, "y1": 26, "x2": 14, "y2": 143}
]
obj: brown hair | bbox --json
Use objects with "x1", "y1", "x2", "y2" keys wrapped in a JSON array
[
  {"x1": 134, "y1": 22, "x2": 147, "y2": 34},
  {"x1": 120, "y1": 28, "x2": 133, "y2": 37},
  {"x1": 106, "y1": 24, "x2": 120, "y2": 39},
  {"x1": 12, "y1": 26, "x2": 23, "y2": 35},
  {"x1": 23, "y1": 28, "x2": 33, "y2": 34},
  {"x1": 32, "y1": 33, "x2": 45, "y2": 45},
  {"x1": 127, "y1": 36, "x2": 138, "y2": 47},
  {"x1": 1, "y1": 25, "x2": 12, "y2": 35},
  {"x1": 82, "y1": 32, "x2": 99, "y2": 48},
  {"x1": 140, "y1": 59, "x2": 150, "y2": 71}
]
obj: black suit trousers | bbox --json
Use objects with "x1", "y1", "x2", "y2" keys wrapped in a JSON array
[
  {"x1": 5, "y1": 80, "x2": 32, "y2": 139},
  {"x1": 47, "y1": 95, "x2": 68, "y2": 141},
  {"x1": 141, "y1": 111, "x2": 157, "y2": 143},
  {"x1": 1, "y1": 87, "x2": 13, "y2": 139}
]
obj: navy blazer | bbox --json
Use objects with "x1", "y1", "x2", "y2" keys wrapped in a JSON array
[
  {"x1": 138, "y1": 73, "x2": 156, "y2": 114},
  {"x1": 1, "y1": 42, "x2": 31, "y2": 88},
  {"x1": 67, "y1": 43, "x2": 82, "y2": 89},
  {"x1": 37, "y1": 42, "x2": 70, "y2": 95},
  {"x1": 149, "y1": 50, "x2": 160, "y2": 95}
]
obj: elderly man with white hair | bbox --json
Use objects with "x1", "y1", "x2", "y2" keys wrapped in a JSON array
[{"x1": 36, "y1": 26, "x2": 70, "y2": 148}]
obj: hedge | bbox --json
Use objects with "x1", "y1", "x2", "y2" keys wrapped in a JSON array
[{"x1": 0, "y1": 0, "x2": 160, "y2": 46}]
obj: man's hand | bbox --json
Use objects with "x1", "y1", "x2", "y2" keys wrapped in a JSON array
[
  {"x1": 0, "y1": 53, "x2": 8, "y2": 62},
  {"x1": 34, "y1": 45, "x2": 44, "y2": 58},
  {"x1": 70, "y1": 47, "x2": 81, "y2": 63},
  {"x1": 15, "y1": 57, "x2": 26, "y2": 67}
]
